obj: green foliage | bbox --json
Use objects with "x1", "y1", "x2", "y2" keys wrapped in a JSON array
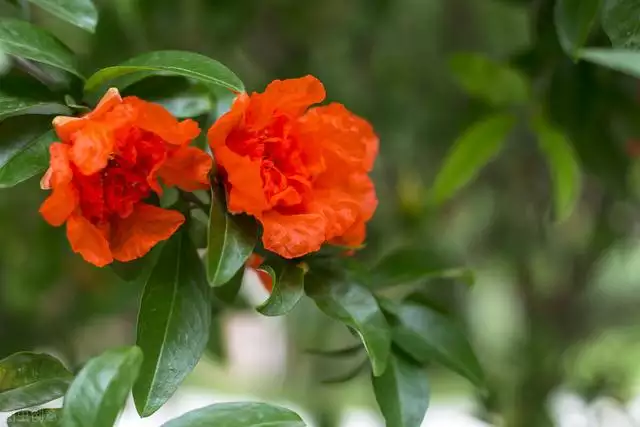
[
  {"x1": 372, "y1": 354, "x2": 430, "y2": 427},
  {"x1": 450, "y1": 53, "x2": 530, "y2": 106},
  {"x1": 207, "y1": 191, "x2": 256, "y2": 287},
  {"x1": 27, "y1": 0, "x2": 97, "y2": 33},
  {"x1": 555, "y1": 0, "x2": 602, "y2": 57},
  {"x1": 533, "y1": 116, "x2": 582, "y2": 222},
  {"x1": 0, "y1": 19, "x2": 80, "y2": 76},
  {"x1": 392, "y1": 303, "x2": 485, "y2": 388},
  {"x1": 0, "y1": 93, "x2": 70, "y2": 120},
  {"x1": 581, "y1": 49, "x2": 640, "y2": 78},
  {"x1": 0, "y1": 117, "x2": 57, "y2": 188},
  {"x1": 602, "y1": 0, "x2": 640, "y2": 49},
  {"x1": 431, "y1": 113, "x2": 515, "y2": 205},
  {"x1": 306, "y1": 278, "x2": 391, "y2": 377},
  {"x1": 7, "y1": 408, "x2": 62, "y2": 426},
  {"x1": 161, "y1": 402, "x2": 307, "y2": 427},
  {"x1": 61, "y1": 347, "x2": 142, "y2": 427},
  {"x1": 133, "y1": 231, "x2": 211, "y2": 417},
  {"x1": 84, "y1": 50, "x2": 244, "y2": 97},
  {"x1": 257, "y1": 263, "x2": 305, "y2": 316},
  {"x1": 0, "y1": 352, "x2": 72, "y2": 411}
]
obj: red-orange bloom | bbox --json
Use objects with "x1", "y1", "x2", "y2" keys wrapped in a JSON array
[
  {"x1": 40, "y1": 88, "x2": 212, "y2": 267},
  {"x1": 208, "y1": 76, "x2": 378, "y2": 259}
]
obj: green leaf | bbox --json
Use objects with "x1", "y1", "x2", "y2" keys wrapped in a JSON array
[
  {"x1": 372, "y1": 354, "x2": 430, "y2": 427},
  {"x1": 207, "y1": 193, "x2": 256, "y2": 287},
  {"x1": 84, "y1": 51, "x2": 244, "y2": 95},
  {"x1": 257, "y1": 263, "x2": 305, "y2": 317},
  {"x1": 602, "y1": 0, "x2": 640, "y2": 49},
  {"x1": 306, "y1": 279, "x2": 391, "y2": 376},
  {"x1": 0, "y1": 19, "x2": 80, "y2": 77},
  {"x1": 431, "y1": 114, "x2": 515, "y2": 205},
  {"x1": 449, "y1": 53, "x2": 530, "y2": 106},
  {"x1": 27, "y1": 0, "x2": 97, "y2": 33},
  {"x1": 152, "y1": 86, "x2": 213, "y2": 119},
  {"x1": 0, "y1": 116, "x2": 57, "y2": 188},
  {"x1": 0, "y1": 93, "x2": 70, "y2": 120},
  {"x1": 60, "y1": 346, "x2": 143, "y2": 427},
  {"x1": 212, "y1": 268, "x2": 244, "y2": 305},
  {"x1": 555, "y1": 0, "x2": 602, "y2": 57},
  {"x1": 581, "y1": 49, "x2": 640, "y2": 78},
  {"x1": 394, "y1": 303, "x2": 485, "y2": 387},
  {"x1": 7, "y1": 408, "x2": 62, "y2": 426},
  {"x1": 533, "y1": 117, "x2": 581, "y2": 222},
  {"x1": 372, "y1": 247, "x2": 474, "y2": 289},
  {"x1": 133, "y1": 231, "x2": 211, "y2": 417},
  {"x1": 162, "y1": 402, "x2": 307, "y2": 427},
  {"x1": 0, "y1": 352, "x2": 72, "y2": 411}
]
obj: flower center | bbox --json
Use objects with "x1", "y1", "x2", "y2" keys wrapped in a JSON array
[{"x1": 74, "y1": 129, "x2": 167, "y2": 225}]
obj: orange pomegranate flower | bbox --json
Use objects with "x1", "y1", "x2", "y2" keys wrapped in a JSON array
[
  {"x1": 40, "y1": 88, "x2": 212, "y2": 267},
  {"x1": 208, "y1": 75, "x2": 378, "y2": 259}
]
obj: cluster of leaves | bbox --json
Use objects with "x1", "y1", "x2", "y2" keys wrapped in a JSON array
[
  {"x1": 0, "y1": 0, "x2": 488, "y2": 426},
  {"x1": 431, "y1": 0, "x2": 640, "y2": 222}
]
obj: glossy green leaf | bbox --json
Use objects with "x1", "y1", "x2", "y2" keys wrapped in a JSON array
[
  {"x1": 212, "y1": 268, "x2": 244, "y2": 305},
  {"x1": 0, "y1": 93, "x2": 70, "y2": 120},
  {"x1": 0, "y1": 19, "x2": 80, "y2": 77},
  {"x1": 0, "y1": 116, "x2": 57, "y2": 188},
  {"x1": 7, "y1": 408, "x2": 61, "y2": 426},
  {"x1": 207, "y1": 193, "x2": 256, "y2": 287},
  {"x1": 153, "y1": 86, "x2": 213, "y2": 118},
  {"x1": 533, "y1": 117, "x2": 581, "y2": 222},
  {"x1": 602, "y1": 0, "x2": 640, "y2": 49},
  {"x1": 394, "y1": 303, "x2": 485, "y2": 387},
  {"x1": 306, "y1": 279, "x2": 391, "y2": 376},
  {"x1": 372, "y1": 354, "x2": 430, "y2": 427},
  {"x1": 162, "y1": 402, "x2": 307, "y2": 427},
  {"x1": 28, "y1": 0, "x2": 97, "y2": 33},
  {"x1": 257, "y1": 263, "x2": 305, "y2": 317},
  {"x1": 84, "y1": 51, "x2": 244, "y2": 95},
  {"x1": 581, "y1": 49, "x2": 640, "y2": 78},
  {"x1": 450, "y1": 53, "x2": 530, "y2": 106},
  {"x1": 0, "y1": 352, "x2": 72, "y2": 411},
  {"x1": 431, "y1": 114, "x2": 515, "y2": 205},
  {"x1": 61, "y1": 346, "x2": 143, "y2": 427},
  {"x1": 555, "y1": 0, "x2": 602, "y2": 57},
  {"x1": 133, "y1": 231, "x2": 211, "y2": 417}
]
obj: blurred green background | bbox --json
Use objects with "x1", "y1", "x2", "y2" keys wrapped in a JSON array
[{"x1": 2, "y1": 0, "x2": 640, "y2": 426}]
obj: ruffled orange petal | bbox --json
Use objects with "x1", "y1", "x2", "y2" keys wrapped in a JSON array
[
  {"x1": 39, "y1": 143, "x2": 78, "y2": 226},
  {"x1": 70, "y1": 122, "x2": 115, "y2": 176},
  {"x1": 89, "y1": 88, "x2": 123, "y2": 120},
  {"x1": 40, "y1": 184, "x2": 78, "y2": 226},
  {"x1": 308, "y1": 189, "x2": 360, "y2": 241},
  {"x1": 300, "y1": 103, "x2": 378, "y2": 172},
  {"x1": 207, "y1": 94, "x2": 249, "y2": 149},
  {"x1": 260, "y1": 211, "x2": 326, "y2": 259},
  {"x1": 249, "y1": 76, "x2": 325, "y2": 127},
  {"x1": 110, "y1": 203, "x2": 184, "y2": 262},
  {"x1": 158, "y1": 146, "x2": 212, "y2": 191},
  {"x1": 330, "y1": 220, "x2": 366, "y2": 248},
  {"x1": 66, "y1": 213, "x2": 113, "y2": 267},
  {"x1": 123, "y1": 97, "x2": 200, "y2": 145},
  {"x1": 215, "y1": 145, "x2": 268, "y2": 216},
  {"x1": 53, "y1": 88, "x2": 123, "y2": 141}
]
